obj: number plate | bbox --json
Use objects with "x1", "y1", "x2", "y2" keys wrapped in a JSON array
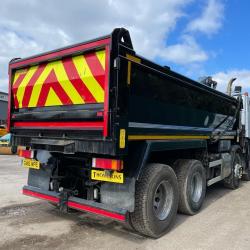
[
  {"x1": 22, "y1": 158, "x2": 40, "y2": 169},
  {"x1": 91, "y1": 170, "x2": 124, "y2": 183}
]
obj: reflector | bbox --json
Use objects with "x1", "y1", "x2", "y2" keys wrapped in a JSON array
[
  {"x1": 18, "y1": 149, "x2": 34, "y2": 159},
  {"x1": 92, "y1": 158, "x2": 123, "y2": 171}
]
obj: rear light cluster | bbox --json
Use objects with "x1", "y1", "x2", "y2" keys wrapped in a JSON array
[
  {"x1": 92, "y1": 158, "x2": 123, "y2": 171},
  {"x1": 18, "y1": 149, "x2": 34, "y2": 159}
]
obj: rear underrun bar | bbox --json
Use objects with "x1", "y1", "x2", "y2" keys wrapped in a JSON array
[{"x1": 22, "y1": 186, "x2": 127, "y2": 222}]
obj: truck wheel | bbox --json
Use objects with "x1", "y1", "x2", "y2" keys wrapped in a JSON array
[
  {"x1": 242, "y1": 167, "x2": 250, "y2": 181},
  {"x1": 11, "y1": 146, "x2": 17, "y2": 154},
  {"x1": 224, "y1": 150, "x2": 242, "y2": 189},
  {"x1": 242, "y1": 143, "x2": 250, "y2": 181},
  {"x1": 174, "y1": 159, "x2": 206, "y2": 215},
  {"x1": 130, "y1": 164, "x2": 179, "y2": 238}
]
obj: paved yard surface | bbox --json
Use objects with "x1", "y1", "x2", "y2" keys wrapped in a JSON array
[{"x1": 0, "y1": 155, "x2": 250, "y2": 250}]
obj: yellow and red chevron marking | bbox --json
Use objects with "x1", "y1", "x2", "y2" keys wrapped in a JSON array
[{"x1": 12, "y1": 49, "x2": 106, "y2": 109}]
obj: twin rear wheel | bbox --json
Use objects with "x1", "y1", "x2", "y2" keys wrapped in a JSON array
[
  {"x1": 130, "y1": 160, "x2": 206, "y2": 238},
  {"x1": 174, "y1": 160, "x2": 206, "y2": 215}
]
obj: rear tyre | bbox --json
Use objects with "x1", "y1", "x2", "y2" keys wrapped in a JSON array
[
  {"x1": 130, "y1": 164, "x2": 179, "y2": 238},
  {"x1": 174, "y1": 159, "x2": 206, "y2": 215},
  {"x1": 242, "y1": 167, "x2": 250, "y2": 181},
  {"x1": 224, "y1": 149, "x2": 242, "y2": 189},
  {"x1": 11, "y1": 146, "x2": 17, "y2": 154},
  {"x1": 242, "y1": 142, "x2": 250, "y2": 181}
]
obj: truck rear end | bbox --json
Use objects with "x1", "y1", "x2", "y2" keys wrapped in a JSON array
[{"x1": 9, "y1": 28, "x2": 135, "y2": 222}]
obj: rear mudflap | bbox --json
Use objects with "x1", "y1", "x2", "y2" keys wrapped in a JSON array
[{"x1": 23, "y1": 185, "x2": 127, "y2": 222}]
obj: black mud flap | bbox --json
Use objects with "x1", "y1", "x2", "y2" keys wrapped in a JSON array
[{"x1": 27, "y1": 164, "x2": 53, "y2": 191}]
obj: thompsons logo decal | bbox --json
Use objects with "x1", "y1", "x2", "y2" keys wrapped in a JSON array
[
  {"x1": 12, "y1": 49, "x2": 106, "y2": 109},
  {"x1": 91, "y1": 170, "x2": 124, "y2": 184}
]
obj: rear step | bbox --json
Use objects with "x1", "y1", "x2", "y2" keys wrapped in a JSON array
[{"x1": 23, "y1": 186, "x2": 127, "y2": 222}]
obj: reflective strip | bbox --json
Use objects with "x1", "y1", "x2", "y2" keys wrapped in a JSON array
[
  {"x1": 68, "y1": 201, "x2": 126, "y2": 221},
  {"x1": 28, "y1": 63, "x2": 57, "y2": 107},
  {"x1": 51, "y1": 61, "x2": 84, "y2": 104},
  {"x1": 12, "y1": 49, "x2": 106, "y2": 108},
  {"x1": 72, "y1": 55, "x2": 104, "y2": 102},
  {"x1": 119, "y1": 129, "x2": 126, "y2": 148},
  {"x1": 22, "y1": 64, "x2": 47, "y2": 107},
  {"x1": 16, "y1": 66, "x2": 38, "y2": 108},
  {"x1": 96, "y1": 50, "x2": 106, "y2": 69},
  {"x1": 12, "y1": 72, "x2": 27, "y2": 108},
  {"x1": 45, "y1": 88, "x2": 63, "y2": 106},
  {"x1": 23, "y1": 189, "x2": 59, "y2": 203}
]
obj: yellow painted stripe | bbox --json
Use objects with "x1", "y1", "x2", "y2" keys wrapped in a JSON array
[
  {"x1": 214, "y1": 136, "x2": 235, "y2": 140},
  {"x1": 127, "y1": 61, "x2": 131, "y2": 85},
  {"x1": 16, "y1": 66, "x2": 38, "y2": 108},
  {"x1": 72, "y1": 55, "x2": 104, "y2": 102},
  {"x1": 96, "y1": 50, "x2": 106, "y2": 70},
  {"x1": 126, "y1": 54, "x2": 141, "y2": 85},
  {"x1": 126, "y1": 54, "x2": 141, "y2": 63},
  {"x1": 128, "y1": 135, "x2": 210, "y2": 140},
  {"x1": 52, "y1": 61, "x2": 84, "y2": 105}
]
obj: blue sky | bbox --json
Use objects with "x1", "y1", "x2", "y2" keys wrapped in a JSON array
[
  {"x1": 158, "y1": 0, "x2": 250, "y2": 91},
  {"x1": 184, "y1": 0, "x2": 249, "y2": 73},
  {"x1": 0, "y1": 0, "x2": 249, "y2": 93}
]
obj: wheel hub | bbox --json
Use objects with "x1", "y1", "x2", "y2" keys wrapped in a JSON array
[
  {"x1": 153, "y1": 180, "x2": 173, "y2": 221},
  {"x1": 190, "y1": 172, "x2": 203, "y2": 203},
  {"x1": 234, "y1": 163, "x2": 243, "y2": 178}
]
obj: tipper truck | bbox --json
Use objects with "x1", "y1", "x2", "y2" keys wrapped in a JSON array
[{"x1": 8, "y1": 28, "x2": 250, "y2": 238}]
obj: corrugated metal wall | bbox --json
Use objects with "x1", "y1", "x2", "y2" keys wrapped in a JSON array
[{"x1": 0, "y1": 101, "x2": 8, "y2": 120}]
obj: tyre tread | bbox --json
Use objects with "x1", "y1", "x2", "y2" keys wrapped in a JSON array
[
  {"x1": 174, "y1": 159, "x2": 206, "y2": 215},
  {"x1": 130, "y1": 164, "x2": 177, "y2": 238}
]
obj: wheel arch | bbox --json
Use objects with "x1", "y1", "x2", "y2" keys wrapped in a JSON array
[{"x1": 126, "y1": 140, "x2": 208, "y2": 180}]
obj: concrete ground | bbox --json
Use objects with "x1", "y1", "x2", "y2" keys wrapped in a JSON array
[{"x1": 0, "y1": 155, "x2": 250, "y2": 250}]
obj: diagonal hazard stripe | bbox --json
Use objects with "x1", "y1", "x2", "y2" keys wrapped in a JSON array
[
  {"x1": 84, "y1": 52, "x2": 105, "y2": 89},
  {"x1": 37, "y1": 69, "x2": 72, "y2": 107},
  {"x1": 95, "y1": 50, "x2": 105, "y2": 70},
  {"x1": 29, "y1": 61, "x2": 84, "y2": 107},
  {"x1": 16, "y1": 66, "x2": 38, "y2": 108},
  {"x1": 52, "y1": 61, "x2": 85, "y2": 104},
  {"x1": 22, "y1": 63, "x2": 47, "y2": 108},
  {"x1": 13, "y1": 69, "x2": 27, "y2": 86},
  {"x1": 62, "y1": 57, "x2": 96, "y2": 103},
  {"x1": 13, "y1": 49, "x2": 107, "y2": 108},
  {"x1": 29, "y1": 64, "x2": 56, "y2": 107},
  {"x1": 72, "y1": 55, "x2": 104, "y2": 102},
  {"x1": 12, "y1": 71, "x2": 27, "y2": 109}
]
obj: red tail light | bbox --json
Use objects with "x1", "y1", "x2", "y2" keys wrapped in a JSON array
[
  {"x1": 92, "y1": 158, "x2": 123, "y2": 171},
  {"x1": 18, "y1": 149, "x2": 34, "y2": 159}
]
